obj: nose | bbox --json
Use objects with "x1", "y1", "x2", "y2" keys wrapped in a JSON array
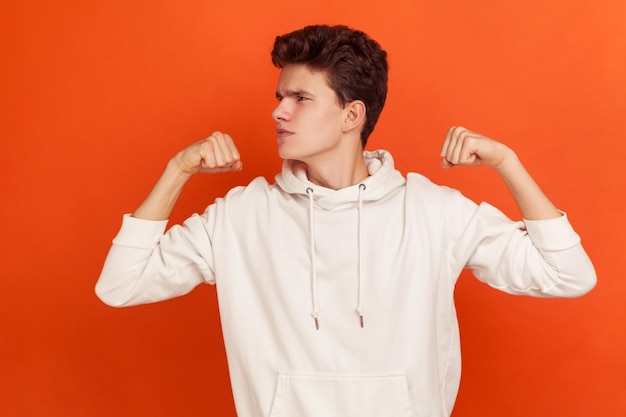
[{"x1": 272, "y1": 100, "x2": 290, "y2": 122}]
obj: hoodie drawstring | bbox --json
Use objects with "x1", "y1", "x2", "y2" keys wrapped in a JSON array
[
  {"x1": 356, "y1": 183, "x2": 366, "y2": 328},
  {"x1": 306, "y1": 184, "x2": 367, "y2": 330},
  {"x1": 306, "y1": 187, "x2": 320, "y2": 330}
]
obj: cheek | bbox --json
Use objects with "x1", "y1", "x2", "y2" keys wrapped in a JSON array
[
  {"x1": 295, "y1": 105, "x2": 344, "y2": 133},
  {"x1": 315, "y1": 106, "x2": 343, "y2": 124},
  {"x1": 324, "y1": 109, "x2": 346, "y2": 130}
]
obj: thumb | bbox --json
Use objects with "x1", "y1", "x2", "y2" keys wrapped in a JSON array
[
  {"x1": 199, "y1": 160, "x2": 243, "y2": 174},
  {"x1": 230, "y1": 160, "x2": 243, "y2": 171},
  {"x1": 440, "y1": 158, "x2": 455, "y2": 169}
]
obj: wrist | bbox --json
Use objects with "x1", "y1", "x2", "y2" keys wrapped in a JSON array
[
  {"x1": 167, "y1": 155, "x2": 195, "y2": 181},
  {"x1": 492, "y1": 146, "x2": 519, "y2": 174}
]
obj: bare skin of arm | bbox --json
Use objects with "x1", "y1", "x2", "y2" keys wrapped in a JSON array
[
  {"x1": 133, "y1": 132, "x2": 242, "y2": 221},
  {"x1": 440, "y1": 126, "x2": 561, "y2": 221}
]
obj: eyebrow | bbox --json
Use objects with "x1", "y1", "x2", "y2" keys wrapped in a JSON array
[{"x1": 275, "y1": 89, "x2": 315, "y2": 99}]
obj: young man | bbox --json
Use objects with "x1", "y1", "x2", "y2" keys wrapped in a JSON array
[{"x1": 96, "y1": 25, "x2": 596, "y2": 417}]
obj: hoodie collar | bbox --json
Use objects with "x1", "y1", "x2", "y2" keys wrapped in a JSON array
[{"x1": 275, "y1": 150, "x2": 405, "y2": 210}]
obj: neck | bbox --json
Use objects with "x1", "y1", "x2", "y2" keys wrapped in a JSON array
[{"x1": 304, "y1": 147, "x2": 369, "y2": 190}]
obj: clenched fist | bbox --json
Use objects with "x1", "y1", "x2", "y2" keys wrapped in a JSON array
[
  {"x1": 173, "y1": 131, "x2": 243, "y2": 176},
  {"x1": 440, "y1": 126, "x2": 511, "y2": 170}
]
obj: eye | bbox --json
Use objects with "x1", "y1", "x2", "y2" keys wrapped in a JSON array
[{"x1": 297, "y1": 96, "x2": 309, "y2": 101}]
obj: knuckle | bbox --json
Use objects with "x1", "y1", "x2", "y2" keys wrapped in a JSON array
[{"x1": 207, "y1": 131, "x2": 223, "y2": 142}]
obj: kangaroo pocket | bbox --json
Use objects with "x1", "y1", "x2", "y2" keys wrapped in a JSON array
[{"x1": 268, "y1": 373, "x2": 415, "y2": 417}]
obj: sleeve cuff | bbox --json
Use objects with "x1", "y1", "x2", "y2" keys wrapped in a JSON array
[
  {"x1": 523, "y1": 211, "x2": 581, "y2": 251},
  {"x1": 111, "y1": 214, "x2": 169, "y2": 248}
]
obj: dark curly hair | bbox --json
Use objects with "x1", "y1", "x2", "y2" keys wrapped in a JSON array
[{"x1": 271, "y1": 25, "x2": 388, "y2": 148}]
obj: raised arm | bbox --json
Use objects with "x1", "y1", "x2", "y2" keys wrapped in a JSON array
[
  {"x1": 95, "y1": 131, "x2": 242, "y2": 307},
  {"x1": 134, "y1": 131, "x2": 242, "y2": 220},
  {"x1": 439, "y1": 126, "x2": 560, "y2": 220}
]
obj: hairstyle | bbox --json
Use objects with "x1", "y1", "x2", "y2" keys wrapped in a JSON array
[{"x1": 271, "y1": 24, "x2": 388, "y2": 147}]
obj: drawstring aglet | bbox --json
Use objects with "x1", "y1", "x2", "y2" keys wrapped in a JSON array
[
  {"x1": 359, "y1": 314, "x2": 364, "y2": 328},
  {"x1": 314, "y1": 317, "x2": 319, "y2": 330}
]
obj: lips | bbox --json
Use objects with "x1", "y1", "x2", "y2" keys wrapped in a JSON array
[{"x1": 276, "y1": 128, "x2": 294, "y2": 140}]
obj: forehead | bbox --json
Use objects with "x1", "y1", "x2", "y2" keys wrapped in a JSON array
[{"x1": 276, "y1": 64, "x2": 333, "y2": 94}]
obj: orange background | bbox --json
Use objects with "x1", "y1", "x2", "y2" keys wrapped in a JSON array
[{"x1": 2, "y1": 0, "x2": 625, "y2": 416}]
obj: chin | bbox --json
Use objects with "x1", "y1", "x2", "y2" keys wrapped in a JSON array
[
  {"x1": 277, "y1": 148, "x2": 290, "y2": 160},
  {"x1": 277, "y1": 145, "x2": 299, "y2": 161}
]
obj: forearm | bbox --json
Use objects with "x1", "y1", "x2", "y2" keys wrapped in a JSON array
[
  {"x1": 133, "y1": 159, "x2": 193, "y2": 221},
  {"x1": 494, "y1": 148, "x2": 561, "y2": 221}
]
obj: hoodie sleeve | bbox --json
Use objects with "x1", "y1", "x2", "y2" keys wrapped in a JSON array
[
  {"x1": 452, "y1": 202, "x2": 596, "y2": 297},
  {"x1": 95, "y1": 208, "x2": 217, "y2": 307}
]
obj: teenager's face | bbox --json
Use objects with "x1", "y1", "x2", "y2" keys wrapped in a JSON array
[{"x1": 272, "y1": 64, "x2": 347, "y2": 163}]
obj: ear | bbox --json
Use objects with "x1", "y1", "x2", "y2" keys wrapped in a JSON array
[{"x1": 342, "y1": 100, "x2": 366, "y2": 134}]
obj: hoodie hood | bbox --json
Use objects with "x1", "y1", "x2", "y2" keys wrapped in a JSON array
[{"x1": 274, "y1": 150, "x2": 406, "y2": 210}]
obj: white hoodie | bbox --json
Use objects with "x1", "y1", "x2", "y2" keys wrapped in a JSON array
[{"x1": 96, "y1": 150, "x2": 596, "y2": 417}]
